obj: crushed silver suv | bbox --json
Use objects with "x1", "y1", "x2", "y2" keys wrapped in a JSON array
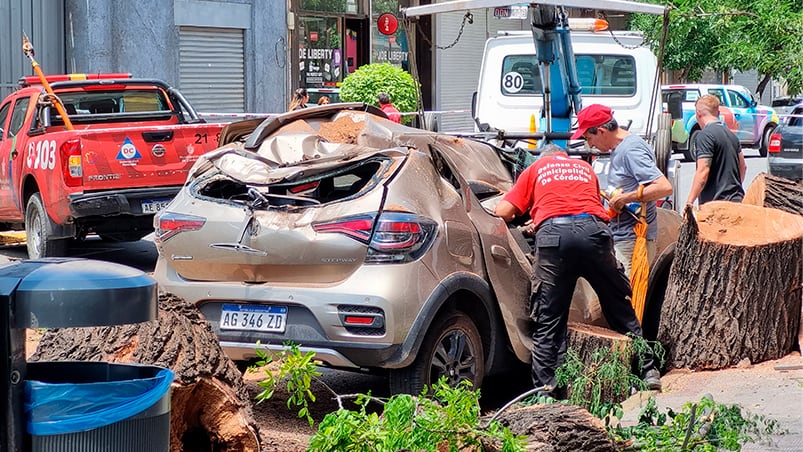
[{"x1": 154, "y1": 104, "x2": 678, "y2": 394}]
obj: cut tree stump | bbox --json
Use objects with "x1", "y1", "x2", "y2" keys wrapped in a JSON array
[
  {"x1": 743, "y1": 172, "x2": 803, "y2": 216},
  {"x1": 483, "y1": 403, "x2": 617, "y2": 452},
  {"x1": 30, "y1": 293, "x2": 261, "y2": 452},
  {"x1": 658, "y1": 202, "x2": 803, "y2": 370},
  {"x1": 567, "y1": 323, "x2": 634, "y2": 403}
]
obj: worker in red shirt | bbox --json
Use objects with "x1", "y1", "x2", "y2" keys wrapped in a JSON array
[
  {"x1": 377, "y1": 92, "x2": 401, "y2": 123},
  {"x1": 494, "y1": 144, "x2": 661, "y2": 396}
]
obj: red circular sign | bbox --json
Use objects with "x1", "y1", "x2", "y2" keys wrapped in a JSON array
[{"x1": 377, "y1": 13, "x2": 399, "y2": 35}]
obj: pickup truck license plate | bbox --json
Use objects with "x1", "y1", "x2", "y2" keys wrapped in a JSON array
[
  {"x1": 141, "y1": 199, "x2": 171, "y2": 214},
  {"x1": 220, "y1": 304, "x2": 287, "y2": 333}
]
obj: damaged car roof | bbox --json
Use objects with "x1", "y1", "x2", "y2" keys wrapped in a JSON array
[{"x1": 197, "y1": 103, "x2": 514, "y2": 192}]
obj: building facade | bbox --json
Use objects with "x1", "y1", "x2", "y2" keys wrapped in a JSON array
[{"x1": 1, "y1": 0, "x2": 417, "y2": 115}]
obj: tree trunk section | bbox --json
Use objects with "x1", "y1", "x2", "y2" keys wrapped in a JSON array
[
  {"x1": 743, "y1": 172, "x2": 803, "y2": 216},
  {"x1": 567, "y1": 323, "x2": 632, "y2": 370},
  {"x1": 567, "y1": 323, "x2": 633, "y2": 403},
  {"x1": 30, "y1": 293, "x2": 260, "y2": 452},
  {"x1": 483, "y1": 404, "x2": 617, "y2": 452},
  {"x1": 658, "y1": 202, "x2": 803, "y2": 370}
]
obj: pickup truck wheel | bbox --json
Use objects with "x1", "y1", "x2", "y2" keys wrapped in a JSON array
[
  {"x1": 26, "y1": 193, "x2": 68, "y2": 259},
  {"x1": 389, "y1": 312, "x2": 484, "y2": 395},
  {"x1": 759, "y1": 124, "x2": 776, "y2": 157}
]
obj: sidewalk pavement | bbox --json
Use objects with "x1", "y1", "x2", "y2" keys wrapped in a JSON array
[{"x1": 621, "y1": 352, "x2": 803, "y2": 451}]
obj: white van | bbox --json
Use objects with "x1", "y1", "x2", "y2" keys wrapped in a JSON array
[{"x1": 473, "y1": 30, "x2": 660, "y2": 138}]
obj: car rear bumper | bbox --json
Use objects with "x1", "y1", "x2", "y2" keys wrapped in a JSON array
[
  {"x1": 154, "y1": 255, "x2": 439, "y2": 368},
  {"x1": 768, "y1": 158, "x2": 803, "y2": 181},
  {"x1": 69, "y1": 186, "x2": 181, "y2": 218}
]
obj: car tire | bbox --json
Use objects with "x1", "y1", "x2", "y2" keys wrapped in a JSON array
[
  {"x1": 642, "y1": 243, "x2": 675, "y2": 343},
  {"x1": 25, "y1": 192, "x2": 68, "y2": 259},
  {"x1": 654, "y1": 129, "x2": 671, "y2": 176},
  {"x1": 657, "y1": 112, "x2": 672, "y2": 132},
  {"x1": 389, "y1": 311, "x2": 485, "y2": 395},
  {"x1": 759, "y1": 124, "x2": 777, "y2": 158},
  {"x1": 683, "y1": 129, "x2": 699, "y2": 162}
]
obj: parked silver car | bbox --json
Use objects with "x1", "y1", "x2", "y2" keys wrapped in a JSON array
[{"x1": 154, "y1": 104, "x2": 680, "y2": 394}]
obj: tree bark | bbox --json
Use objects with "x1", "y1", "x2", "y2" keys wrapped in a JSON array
[
  {"x1": 30, "y1": 293, "x2": 261, "y2": 452},
  {"x1": 743, "y1": 172, "x2": 803, "y2": 216},
  {"x1": 483, "y1": 404, "x2": 617, "y2": 452},
  {"x1": 566, "y1": 323, "x2": 634, "y2": 403},
  {"x1": 658, "y1": 202, "x2": 803, "y2": 370},
  {"x1": 567, "y1": 323, "x2": 632, "y2": 370}
]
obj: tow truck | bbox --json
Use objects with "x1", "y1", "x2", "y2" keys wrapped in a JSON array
[
  {"x1": 402, "y1": 0, "x2": 669, "y2": 147},
  {"x1": 402, "y1": 0, "x2": 681, "y2": 340}
]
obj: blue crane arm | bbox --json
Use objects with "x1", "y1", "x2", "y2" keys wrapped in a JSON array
[{"x1": 529, "y1": 4, "x2": 583, "y2": 140}]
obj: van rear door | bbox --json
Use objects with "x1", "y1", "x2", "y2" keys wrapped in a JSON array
[{"x1": 475, "y1": 31, "x2": 659, "y2": 137}]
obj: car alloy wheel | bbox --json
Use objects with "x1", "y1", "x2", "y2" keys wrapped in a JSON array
[{"x1": 389, "y1": 311, "x2": 485, "y2": 395}]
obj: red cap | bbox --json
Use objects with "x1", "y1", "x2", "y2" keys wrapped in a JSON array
[{"x1": 571, "y1": 104, "x2": 614, "y2": 140}]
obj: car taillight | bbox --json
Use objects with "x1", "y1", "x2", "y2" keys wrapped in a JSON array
[
  {"x1": 60, "y1": 138, "x2": 82, "y2": 187},
  {"x1": 154, "y1": 211, "x2": 206, "y2": 243},
  {"x1": 313, "y1": 212, "x2": 437, "y2": 264},
  {"x1": 312, "y1": 214, "x2": 375, "y2": 243},
  {"x1": 768, "y1": 133, "x2": 782, "y2": 154}
]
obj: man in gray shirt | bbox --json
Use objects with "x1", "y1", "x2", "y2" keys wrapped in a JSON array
[
  {"x1": 685, "y1": 94, "x2": 747, "y2": 206},
  {"x1": 572, "y1": 104, "x2": 673, "y2": 275}
]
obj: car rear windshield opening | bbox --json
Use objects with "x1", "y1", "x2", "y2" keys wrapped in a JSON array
[{"x1": 198, "y1": 160, "x2": 383, "y2": 208}]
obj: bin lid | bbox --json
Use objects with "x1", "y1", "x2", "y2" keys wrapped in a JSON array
[{"x1": 0, "y1": 258, "x2": 157, "y2": 328}]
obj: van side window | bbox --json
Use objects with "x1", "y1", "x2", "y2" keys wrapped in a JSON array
[
  {"x1": 707, "y1": 89, "x2": 726, "y2": 106},
  {"x1": 0, "y1": 102, "x2": 11, "y2": 141},
  {"x1": 727, "y1": 90, "x2": 749, "y2": 108}
]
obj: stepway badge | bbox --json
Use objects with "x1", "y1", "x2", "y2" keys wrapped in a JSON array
[{"x1": 117, "y1": 137, "x2": 141, "y2": 166}]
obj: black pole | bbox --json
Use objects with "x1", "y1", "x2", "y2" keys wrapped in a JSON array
[{"x1": 1, "y1": 276, "x2": 26, "y2": 452}]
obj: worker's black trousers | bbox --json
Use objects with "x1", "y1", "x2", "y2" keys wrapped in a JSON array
[{"x1": 529, "y1": 214, "x2": 655, "y2": 392}]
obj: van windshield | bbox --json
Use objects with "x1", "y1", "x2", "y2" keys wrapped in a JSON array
[{"x1": 500, "y1": 54, "x2": 636, "y2": 97}]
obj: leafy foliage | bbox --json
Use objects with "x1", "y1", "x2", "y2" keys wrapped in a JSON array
[
  {"x1": 611, "y1": 395, "x2": 783, "y2": 450},
  {"x1": 630, "y1": 0, "x2": 803, "y2": 96},
  {"x1": 307, "y1": 379, "x2": 526, "y2": 452},
  {"x1": 252, "y1": 341, "x2": 322, "y2": 427},
  {"x1": 555, "y1": 335, "x2": 665, "y2": 419},
  {"x1": 339, "y1": 63, "x2": 420, "y2": 121}
]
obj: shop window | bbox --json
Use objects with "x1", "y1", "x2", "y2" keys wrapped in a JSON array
[
  {"x1": 371, "y1": 1, "x2": 411, "y2": 70},
  {"x1": 299, "y1": 16, "x2": 345, "y2": 89},
  {"x1": 300, "y1": 0, "x2": 361, "y2": 14}
]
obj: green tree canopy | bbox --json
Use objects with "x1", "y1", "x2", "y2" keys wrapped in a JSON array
[{"x1": 630, "y1": 0, "x2": 803, "y2": 96}]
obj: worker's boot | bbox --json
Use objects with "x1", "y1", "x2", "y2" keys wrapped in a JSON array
[{"x1": 642, "y1": 368, "x2": 662, "y2": 391}]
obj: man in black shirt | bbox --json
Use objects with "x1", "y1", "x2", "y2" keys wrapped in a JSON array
[{"x1": 685, "y1": 94, "x2": 747, "y2": 206}]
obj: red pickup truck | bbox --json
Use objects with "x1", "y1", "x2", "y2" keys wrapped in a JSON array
[{"x1": 0, "y1": 73, "x2": 226, "y2": 258}]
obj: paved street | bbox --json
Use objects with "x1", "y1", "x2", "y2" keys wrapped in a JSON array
[{"x1": 622, "y1": 353, "x2": 803, "y2": 451}]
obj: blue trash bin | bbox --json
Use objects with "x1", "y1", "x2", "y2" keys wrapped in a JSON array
[{"x1": 25, "y1": 361, "x2": 173, "y2": 452}]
